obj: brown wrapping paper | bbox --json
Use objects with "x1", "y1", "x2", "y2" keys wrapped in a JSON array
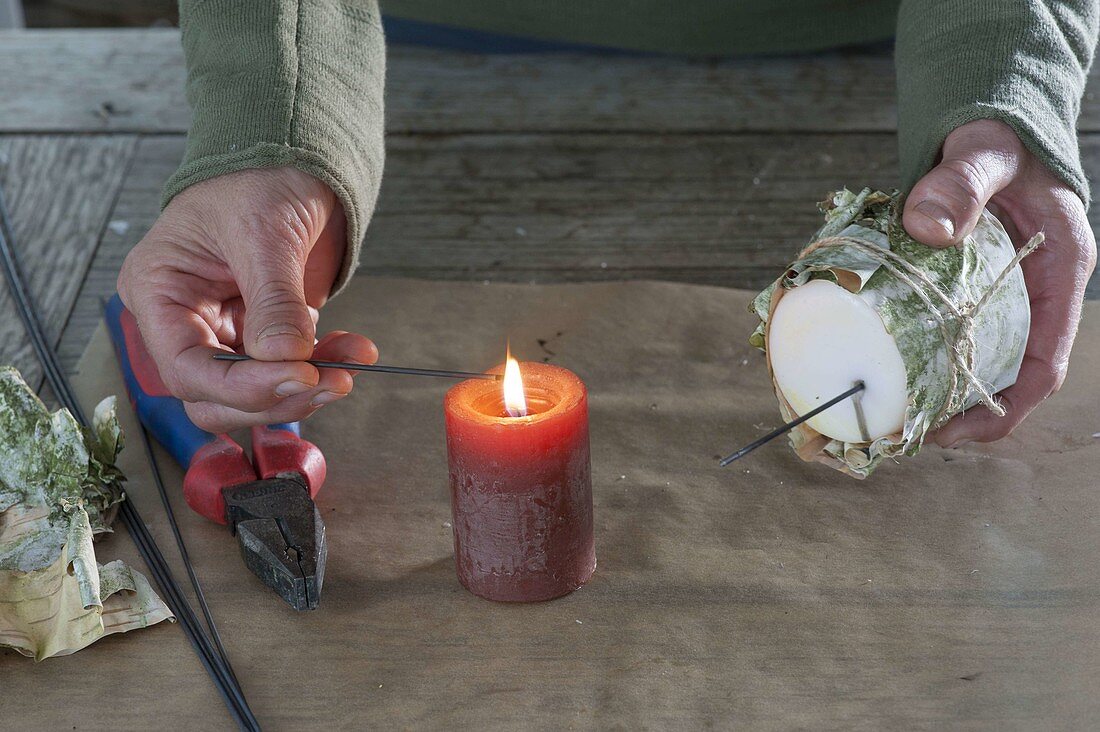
[{"x1": 2, "y1": 278, "x2": 1098, "y2": 729}]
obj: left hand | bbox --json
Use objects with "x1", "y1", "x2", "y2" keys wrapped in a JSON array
[{"x1": 902, "y1": 119, "x2": 1097, "y2": 447}]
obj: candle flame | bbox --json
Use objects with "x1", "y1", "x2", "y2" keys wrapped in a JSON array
[{"x1": 503, "y1": 346, "x2": 527, "y2": 417}]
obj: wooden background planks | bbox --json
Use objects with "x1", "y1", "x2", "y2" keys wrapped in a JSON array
[
  {"x1": 3, "y1": 30, "x2": 900, "y2": 134},
  {"x1": 5, "y1": 29, "x2": 1100, "y2": 135},
  {"x1": 0, "y1": 135, "x2": 135, "y2": 386},
  {"x1": 0, "y1": 29, "x2": 1098, "y2": 379}
]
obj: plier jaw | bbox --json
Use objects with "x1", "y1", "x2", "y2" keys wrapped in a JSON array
[{"x1": 224, "y1": 477, "x2": 327, "y2": 612}]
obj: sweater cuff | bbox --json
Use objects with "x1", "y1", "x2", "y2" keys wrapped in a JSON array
[
  {"x1": 164, "y1": 0, "x2": 386, "y2": 295},
  {"x1": 896, "y1": 1, "x2": 1098, "y2": 206}
]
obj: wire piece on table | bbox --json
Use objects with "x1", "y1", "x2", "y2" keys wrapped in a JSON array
[
  {"x1": 719, "y1": 381, "x2": 867, "y2": 466},
  {"x1": 0, "y1": 187, "x2": 259, "y2": 732},
  {"x1": 137, "y1": 420, "x2": 241, "y2": 686}
]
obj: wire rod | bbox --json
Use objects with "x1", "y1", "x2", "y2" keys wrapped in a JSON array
[
  {"x1": 137, "y1": 420, "x2": 241, "y2": 688},
  {"x1": 213, "y1": 352, "x2": 501, "y2": 381},
  {"x1": 719, "y1": 381, "x2": 866, "y2": 466}
]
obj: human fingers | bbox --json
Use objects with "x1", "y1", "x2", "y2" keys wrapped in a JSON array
[
  {"x1": 904, "y1": 119, "x2": 1024, "y2": 247},
  {"x1": 119, "y1": 259, "x2": 319, "y2": 411}
]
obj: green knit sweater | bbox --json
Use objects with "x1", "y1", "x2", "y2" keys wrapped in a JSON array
[{"x1": 166, "y1": 0, "x2": 1099, "y2": 292}]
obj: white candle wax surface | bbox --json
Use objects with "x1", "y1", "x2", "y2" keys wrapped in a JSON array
[{"x1": 767, "y1": 278, "x2": 908, "y2": 443}]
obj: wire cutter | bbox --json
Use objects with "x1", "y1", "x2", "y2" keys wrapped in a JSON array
[{"x1": 105, "y1": 294, "x2": 328, "y2": 611}]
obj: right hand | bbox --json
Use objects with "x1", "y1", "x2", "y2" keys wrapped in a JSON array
[
  {"x1": 117, "y1": 166, "x2": 378, "y2": 433},
  {"x1": 902, "y1": 120, "x2": 1097, "y2": 447}
]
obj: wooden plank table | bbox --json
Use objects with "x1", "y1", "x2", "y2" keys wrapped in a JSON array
[{"x1": 1, "y1": 30, "x2": 1099, "y2": 727}]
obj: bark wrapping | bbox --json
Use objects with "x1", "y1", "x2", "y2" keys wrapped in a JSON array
[{"x1": 750, "y1": 188, "x2": 1030, "y2": 477}]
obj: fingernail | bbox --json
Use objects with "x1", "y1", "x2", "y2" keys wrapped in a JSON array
[
  {"x1": 258, "y1": 322, "x2": 305, "y2": 341},
  {"x1": 914, "y1": 200, "x2": 956, "y2": 238},
  {"x1": 275, "y1": 380, "x2": 313, "y2": 397},
  {"x1": 310, "y1": 391, "x2": 345, "y2": 407}
]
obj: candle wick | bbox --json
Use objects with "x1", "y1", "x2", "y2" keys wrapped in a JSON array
[{"x1": 718, "y1": 381, "x2": 866, "y2": 466}]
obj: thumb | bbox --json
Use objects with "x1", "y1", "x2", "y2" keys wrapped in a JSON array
[
  {"x1": 903, "y1": 120, "x2": 1023, "y2": 248},
  {"x1": 240, "y1": 252, "x2": 316, "y2": 362}
]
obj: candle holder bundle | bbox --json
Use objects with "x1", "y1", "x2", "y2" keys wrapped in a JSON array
[{"x1": 749, "y1": 187, "x2": 1036, "y2": 477}]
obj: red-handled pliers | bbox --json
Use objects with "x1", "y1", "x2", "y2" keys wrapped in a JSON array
[{"x1": 105, "y1": 294, "x2": 328, "y2": 611}]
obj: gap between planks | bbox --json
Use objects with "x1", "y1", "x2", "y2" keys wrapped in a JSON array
[{"x1": 0, "y1": 135, "x2": 137, "y2": 390}]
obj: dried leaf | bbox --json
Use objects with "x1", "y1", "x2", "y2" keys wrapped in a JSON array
[{"x1": 0, "y1": 367, "x2": 171, "y2": 659}]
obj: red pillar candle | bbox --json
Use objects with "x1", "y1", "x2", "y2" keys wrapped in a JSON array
[{"x1": 444, "y1": 360, "x2": 595, "y2": 601}]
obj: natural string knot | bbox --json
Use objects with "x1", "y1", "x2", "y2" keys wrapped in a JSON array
[{"x1": 801, "y1": 231, "x2": 1043, "y2": 427}]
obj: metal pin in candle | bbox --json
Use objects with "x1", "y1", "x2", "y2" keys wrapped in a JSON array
[
  {"x1": 443, "y1": 347, "x2": 595, "y2": 602},
  {"x1": 719, "y1": 381, "x2": 866, "y2": 465}
]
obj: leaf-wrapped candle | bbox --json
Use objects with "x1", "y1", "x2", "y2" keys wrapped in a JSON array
[
  {"x1": 750, "y1": 188, "x2": 1037, "y2": 477},
  {"x1": 0, "y1": 367, "x2": 172, "y2": 659}
]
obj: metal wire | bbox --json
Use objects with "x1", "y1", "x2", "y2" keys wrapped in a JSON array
[
  {"x1": 213, "y1": 352, "x2": 501, "y2": 381},
  {"x1": 719, "y1": 381, "x2": 867, "y2": 466},
  {"x1": 136, "y1": 421, "x2": 242, "y2": 688}
]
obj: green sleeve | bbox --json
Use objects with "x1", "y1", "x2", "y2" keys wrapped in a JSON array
[
  {"x1": 896, "y1": 0, "x2": 1099, "y2": 204},
  {"x1": 164, "y1": 0, "x2": 386, "y2": 294}
]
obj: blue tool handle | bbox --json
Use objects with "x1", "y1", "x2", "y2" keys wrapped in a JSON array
[
  {"x1": 105, "y1": 294, "x2": 215, "y2": 469},
  {"x1": 104, "y1": 294, "x2": 301, "y2": 466}
]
